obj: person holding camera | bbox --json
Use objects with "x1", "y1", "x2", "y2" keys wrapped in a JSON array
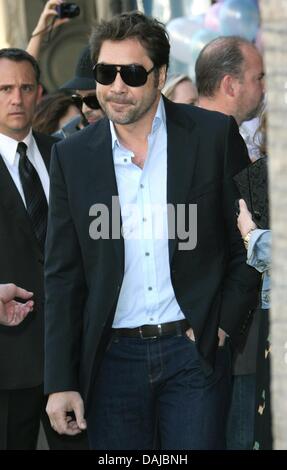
[{"x1": 26, "y1": 1, "x2": 72, "y2": 60}]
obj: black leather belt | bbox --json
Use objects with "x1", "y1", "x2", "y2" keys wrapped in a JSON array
[{"x1": 112, "y1": 319, "x2": 190, "y2": 339}]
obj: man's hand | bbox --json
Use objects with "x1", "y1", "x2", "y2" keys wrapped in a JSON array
[
  {"x1": 46, "y1": 391, "x2": 87, "y2": 436},
  {"x1": 186, "y1": 326, "x2": 227, "y2": 347},
  {"x1": 32, "y1": 0, "x2": 70, "y2": 37},
  {"x1": 185, "y1": 327, "x2": 195, "y2": 341},
  {"x1": 218, "y1": 327, "x2": 227, "y2": 347},
  {"x1": 0, "y1": 283, "x2": 34, "y2": 326}
]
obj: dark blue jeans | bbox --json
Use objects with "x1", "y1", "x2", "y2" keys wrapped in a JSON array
[
  {"x1": 226, "y1": 374, "x2": 256, "y2": 450},
  {"x1": 87, "y1": 333, "x2": 232, "y2": 450}
]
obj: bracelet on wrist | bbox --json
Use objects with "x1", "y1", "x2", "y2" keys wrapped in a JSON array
[{"x1": 242, "y1": 228, "x2": 256, "y2": 249}]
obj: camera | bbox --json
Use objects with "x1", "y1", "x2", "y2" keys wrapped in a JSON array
[{"x1": 56, "y1": 2, "x2": 80, "y2": 19}]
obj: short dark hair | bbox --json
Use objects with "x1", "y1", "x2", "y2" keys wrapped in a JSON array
[
  {"x1": 90, "y1": 11, "x2": 170, "y2": 71},
  {"x1": 0, "y1": 48, "x2": 41, "y2": 83},
  {"x1": 195, "y1": 36, "x2": 255, "y2": 97}
]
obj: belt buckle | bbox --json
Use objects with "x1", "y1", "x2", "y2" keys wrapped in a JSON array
[{"x1": 139, "y1": 325, "x2": 159, "y2": 340}]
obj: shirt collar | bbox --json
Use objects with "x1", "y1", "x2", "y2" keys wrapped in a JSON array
[
  {"x1": 109, "y1": 95, "x2": 166, "y2": 151},
  {"x1": 0, "y1": 129, "x2": 33, "y2": 165}
]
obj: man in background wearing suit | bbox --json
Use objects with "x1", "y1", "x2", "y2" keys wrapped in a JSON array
[
  {"x1": 195, "y1": 36, "x2": 265, "y2": 450},
  {"x1": 44, "y1": 12, "x2": 260, "y2": 449},
  {"x1": 0, "y1": 48, "x2": 87, "y2": 450}
]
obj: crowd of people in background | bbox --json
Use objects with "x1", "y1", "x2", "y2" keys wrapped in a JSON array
[{"x1": 0, "y1": 0, "x2": 271, "y2": 451}]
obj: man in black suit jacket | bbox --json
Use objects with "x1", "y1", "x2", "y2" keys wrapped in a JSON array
[
  {"x1": 195, "y1": 36, "x2": 265, "y2": 450},
  {"x1": 45, "y1": 13, "x2": 260, "y2": 449},
  {"x1": 0, "y1": 48, "x2": 88, "y2": 450}
]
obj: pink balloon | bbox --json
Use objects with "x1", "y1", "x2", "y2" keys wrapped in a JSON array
[
  {"x1": 255, "y1": 29, "x2": 264, "y2": 53},
  {"x1": 204, "y1": 3, "x2": 223, "y2": 32}
]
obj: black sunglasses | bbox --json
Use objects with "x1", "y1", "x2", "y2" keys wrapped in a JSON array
[
  {"x1": 71, "y1": 94, "x2": 101, "y2": 110},
  {"x1": 93, "y1": 63, "x2": 155, "y2": 87}
]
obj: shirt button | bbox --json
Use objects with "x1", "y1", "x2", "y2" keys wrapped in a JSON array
[
  {"x1": 124, "y1": 158, "x2": 128, "y2": 163},
  {"x1": 150, "y1": 318, "x2": 154, "y2": 322},
  {"x1": 140, "y1": 184, "x2": 144, "y2": 189},
  {"x1": 142, "y1": 217, "x2": 147, "y2": 222},
  {"x1": 148, "y1": 287, "x2": 153, "y2": 291},
  {"x1": 145, "y1": 252, "x2": 150, "y2": 257}
]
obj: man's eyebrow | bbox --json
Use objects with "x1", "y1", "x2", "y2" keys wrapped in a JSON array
[{"x1": 0, "y1": 82, "x2": 35, "y2": 86}]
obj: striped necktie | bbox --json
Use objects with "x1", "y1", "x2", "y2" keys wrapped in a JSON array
[{"x1": 17, "y1": 142, "x2": 48, "y2": 252}]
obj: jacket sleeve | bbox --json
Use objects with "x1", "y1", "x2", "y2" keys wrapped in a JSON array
[
  {"x1": 247, "y1": 229, "x2": 271, "y2": 273},
  {"x1": 44, "y1": 143, "x2": 87, "y2": 395}
]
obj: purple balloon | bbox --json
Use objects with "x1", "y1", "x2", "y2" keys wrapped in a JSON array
[
  {"x1": 255, "y1": 29, "x2": 264, "y2": 53},
  {"x1": 204, "y1": 3, "x2": 223, "y2": 32}
]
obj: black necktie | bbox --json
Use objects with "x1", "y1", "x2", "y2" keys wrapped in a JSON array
[{"x1": 17, "y1": 142, "x2": 48, "y2": 252}]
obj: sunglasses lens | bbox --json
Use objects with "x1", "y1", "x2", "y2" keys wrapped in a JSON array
[
  {"x1": 93, "y1": 64, "x2": 153, "y2": 87},
  {"x1": 121, "y1": 65, "x2": 148, "y2": 87},
  {"x1": 94, "y1": 64, "x2": 117, "y2": 85},
  {"x1": 83, "y1": 95, "x2": 101, "y2": 110}
]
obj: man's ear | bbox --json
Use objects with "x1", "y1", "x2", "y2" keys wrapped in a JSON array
[
  {"x1": 221, "y1": 75, "x2": 238, "y2": 98},
  {"x1": 36, "y1": 83, "x2": 44, "y2": 103}
]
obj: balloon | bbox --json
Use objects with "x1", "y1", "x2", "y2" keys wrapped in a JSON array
[
  {"x1": 189, "y1": 28, "x2": 219, "y2": 65},
  {"x1": 204, "y1": 3, "x2": 223, "y2": 32},
  {"x1": 167, "y1": 16, "x2": 204, "y2": 64},
  {"x1": 185, "y1": 0, "x2": 210, "y2": 17},
  {"x1": 142, "y1": 0, "x2": 153, "y2": 16},
  {"x1": 219, "y1": 0, "x2": 260, "y2": 41},
  {"x1": 255, "y1": 29, "x2": 264, "y2": 53},
  {"x1": 151, "y1": 0, "x2": 172, "y2": 24},
  {"x1": 177, "y1": 0, "x2": 194, "y2": 18}
]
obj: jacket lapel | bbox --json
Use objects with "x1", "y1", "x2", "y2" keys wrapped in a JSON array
[
  {"x1": 164, "y1": 98, "x2": 199, "y2": 261},
  {"x1": 83, "y1": 101, "x2": 199, "y2": 269},
  {"x1": 0, "y1": 154, "x2": 41, "y2": 253},
  {"x1": 86, "y1": 119, "x2": 124, "y2": 270}
]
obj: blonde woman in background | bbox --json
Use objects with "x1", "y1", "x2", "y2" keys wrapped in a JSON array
[{"x1": 162, "y1": 74, "x2": 198, "y2": 105}]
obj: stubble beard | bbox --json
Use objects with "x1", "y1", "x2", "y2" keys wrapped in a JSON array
[
  {"x1": 100, "y1": 88, "x2": 159, "y2": 125},
  {"x1": 243, "y1": 95, "x2": 265, "y2": 123}
]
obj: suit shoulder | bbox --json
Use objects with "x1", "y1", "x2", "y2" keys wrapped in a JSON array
[
  {"x1": 182, "y1": 103, "x2": 235, "y2": 129},
  {"x1": 165, "y1": 99, "x2": 238, "y2": 134},
  {"x1": 54, "y1": 118, "x2": 109, "y2": 153}
]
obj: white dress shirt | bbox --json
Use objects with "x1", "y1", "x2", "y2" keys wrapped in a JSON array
[
  {"x1": 0, "y1": 130, "x2": 49, "y2": 206},
  {"x1": 111, "y1": 97, "x2": 185, "y2": 328}
]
